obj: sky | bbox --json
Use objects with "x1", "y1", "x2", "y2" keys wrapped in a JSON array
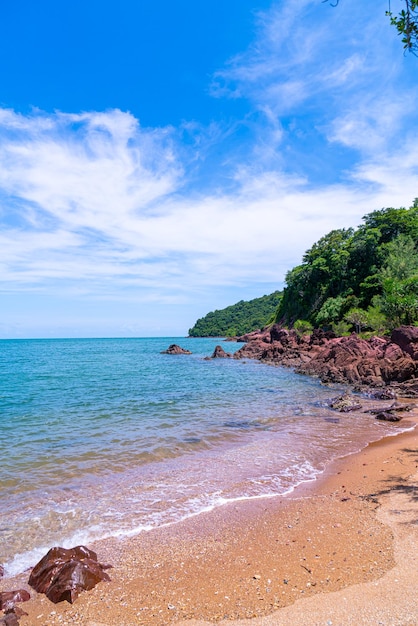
[{"x1": 0, "y1": 0, "x2": 417, "y2": 338}]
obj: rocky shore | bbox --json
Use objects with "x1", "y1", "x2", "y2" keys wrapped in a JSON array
[{"x1": 232, "y1": 325, "x2": 418, "y2": 397}]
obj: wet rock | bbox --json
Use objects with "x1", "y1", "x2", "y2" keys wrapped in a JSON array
[
  {"x1": 375, "y1": 411, "x2": 404, "y2": 422},
  {"x1": 0, "y1": 590, "x2": 30, "y2": 611},
  {"x1": 365, "y1": 402, "x2": 415, "y2": 415},
  {"x1": 28, "y1": 546, "x2": 111, "y2": 604},
  {"x1": 327, "y1": 394, "x2": 363, "y2": 412},
  {"x1": 208, "y1": 345, "x2": 231, "y2": 358},
  {"x1": 365, "y1": 387, "x2": 398, "y2": 400},
  {"x1": 0, "y1": 567, "x2": 3, "y2": 579},
  {"x1": 391, "y1": 380, "x2": 418, "y2": 397},
  {"x1": 161, "y1": 344, "x2": 192, "y2": 355}
]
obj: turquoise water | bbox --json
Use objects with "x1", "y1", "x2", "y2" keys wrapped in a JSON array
[{"x1": 0, "y1": 337, "x2": 405, "y2": 576}]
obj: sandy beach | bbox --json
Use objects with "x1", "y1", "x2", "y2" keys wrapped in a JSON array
[{"x1": 2, "y1": 412, "x2": 418, "y2": 626}]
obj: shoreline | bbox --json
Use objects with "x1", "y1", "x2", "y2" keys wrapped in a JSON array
[{"x1": 3, "y1": 413, "x2": 418, "y2": 625}]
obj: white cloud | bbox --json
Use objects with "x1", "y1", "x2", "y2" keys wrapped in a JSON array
[
  {"x1": 0, "y1": 105, "x2": 416, "y2": 303},
  {"x1": 1, "y1": 0, "x2": 418, "y2": 337}
]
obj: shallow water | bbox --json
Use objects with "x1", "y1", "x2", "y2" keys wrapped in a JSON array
[{"x1": 0, "y1": 337, "x2": 407, "y2": 576}]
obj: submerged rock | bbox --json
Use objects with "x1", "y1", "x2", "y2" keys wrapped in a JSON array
[
  {"x1": 375, "y1": 411, "x2": 404, "y2": 422},
  {"x1": 28, "y1": 546, "x2": 111, "y2": 604},
  {"x1": 327, "y1": 394, "x2": 363, "y2": 412},
  {"x1": 161, "y1": 344, "x2": 192, "y2": 355}
]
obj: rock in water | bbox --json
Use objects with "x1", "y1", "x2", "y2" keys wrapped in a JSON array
[
  {"x1": 161, "y1": 344, "x2": 192, "y2": 354},
  {"x1": 210, "y1": 345, "x2": 232, "y2": 358},
  {"x1": 28, "y1": 546, "x2": 111, "y2": 604},
  {"x1": 327, "y1": 394, "x2": 363, "y2": 412}
]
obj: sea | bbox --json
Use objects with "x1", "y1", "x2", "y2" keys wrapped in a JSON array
[{"x1": 0, "y1": 337, "x2": 411, "y2": 577}]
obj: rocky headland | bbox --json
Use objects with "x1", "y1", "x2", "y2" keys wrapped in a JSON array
[{"x1": 232, "y1": 324, "x2": 418, "y2": 397}]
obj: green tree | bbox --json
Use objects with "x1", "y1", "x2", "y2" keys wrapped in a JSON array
[
  {"x1": 315, "y1": 295, "x2": 345, "y2": 327},
  {"x1": 387, "y1": 0, "x2": 418, "y2": 53},
  {"x1": 293, "y1": 319, "x2": 313, "y2": 336},
  {"x1": 365, "y1": 306, "x2": 387, "y2": 335},
  {"x1": 323, "y1": 1, "x2": 418, "y2": 54},
  {"x1": 379, "y1": 276, "x2": 418, "y2": 327},
  {"x1": 345, "y1": 308, "x2": 368, "y2": 334},
  {"x1": 188, "y1": 291, "x2": 282, "y2": 337},
  {"x1": 376, "y1": 234, "x2": 418, "y2": 327}
]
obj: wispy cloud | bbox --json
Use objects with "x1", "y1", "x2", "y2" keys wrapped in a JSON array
[{"x1": 1, "y1": 104, "x2": 416, "y2": 299}]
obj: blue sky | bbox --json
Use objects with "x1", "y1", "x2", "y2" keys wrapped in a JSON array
[{"x1": 1, "y1": 0, "x2": 417, "y2": 338}]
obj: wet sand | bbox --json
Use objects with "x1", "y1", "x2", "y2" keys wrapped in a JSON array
[{"x1": 3, "y1": 414, "x2": 418, "y2": 626}]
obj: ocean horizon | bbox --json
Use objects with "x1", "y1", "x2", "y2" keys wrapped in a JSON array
[{"x1": 0, "y1": 336, "x2": 409, "y2": 578}]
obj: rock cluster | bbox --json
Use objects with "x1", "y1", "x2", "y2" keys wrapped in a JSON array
[{"x1": 233, "y1": 325, "x2": 418, "y2": 396}]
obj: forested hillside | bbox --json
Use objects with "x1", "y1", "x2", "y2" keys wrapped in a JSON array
[
  {"x1": 275, "y1": 201, "x2": 418, "y2": 334},
  {"x1": 188, "y1": 291, "x2": 282, "y2": 337}
]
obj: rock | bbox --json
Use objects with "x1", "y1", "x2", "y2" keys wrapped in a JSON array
[
  {"x1": 28, "y1": 546, "x2": 111, "y2": 604},
  {"x1": 365, "y1": 402, "x2": 415, "y2": 414},
  {"x1": 161, "y1": 344, "x2": 192, "y2": 355},
  {"x1": 327, "y1": 394, "x2": 363, "y2": 412},
  {"x1": 0, "y1": 612, "x2": 19, "y2": 626},
  {"x1": 391, "y1": 326, "x2": 418, "y2": 360},
  {"x1": 236, "y1": 328, "x2": 271, "y2": 343},
  {"x1": 0, "y1": 590, "x2": 30, "y2": 611},
  {"x1": 365, "y1": 388, "x2": 397, "y2": 400},
  {"x1": 233, "y1": 324, "x2": 418, "y2": 393},
  {"x1": 0, "y1": 567, "x2": 3, "y2": 579},
  {"x1": 375, "y1": 411, "x2": 403, "y2": 422},
  {"x1": 208, "y1": 345, "x2": 231, "y2": 358}
]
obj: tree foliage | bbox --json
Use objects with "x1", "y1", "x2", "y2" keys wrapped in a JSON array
[
  {"x1": 275, "y1": 201, "x2": 418, "y2": 333},
  {"x1": 323, "y1": 0, "x2": 418, "y2": 54},
  {"x1": 188, "y1": 291, "x2": 282, "y2": 337}
]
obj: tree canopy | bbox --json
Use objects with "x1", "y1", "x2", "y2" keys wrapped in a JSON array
[
  {"x1": 188, "y1": 291, "x2": 282, "y2": 337},
  {"x1": 275, "y1": 200, "x2": 418, "y2": 333}
]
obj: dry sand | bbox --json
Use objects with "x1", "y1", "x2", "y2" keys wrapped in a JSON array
[{"x1": 2, "y1": 413, "x2": 418, "y2": 626}]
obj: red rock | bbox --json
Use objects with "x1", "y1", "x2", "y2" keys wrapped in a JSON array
[
  {"x1": 391, "y1": 326, "x2": 418, "y2": 360},
  {"x1": 0, "y1": 590, "x2": 30, "y2": 610},
  {"x1": 161, "y1": 344, "x2": 192, "y2": 355},
  {"x1": 208, "y1": 345, "x2": 231, "y2": 358},
  {"x1": 28, "y1": 546, "x2": 111, "y2": 604},
  {"x1": 234, "y1": 324, "x2": 418, "y2": 393}
]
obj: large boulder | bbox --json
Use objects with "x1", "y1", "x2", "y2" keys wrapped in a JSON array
[
  {"x1": 28, "y1": 546, "x2": 111, "y2": 604},
  {"x1": 391, "y1": 326, "x2": 418, "y2": 360}
]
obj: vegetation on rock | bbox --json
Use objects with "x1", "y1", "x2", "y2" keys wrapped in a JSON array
[
  {"x1": 189, "y1": 201, "x2": 418, "y2": 338},
  {"x1": 275, "y1": 200, "x2": 418, "y2": 334}
]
